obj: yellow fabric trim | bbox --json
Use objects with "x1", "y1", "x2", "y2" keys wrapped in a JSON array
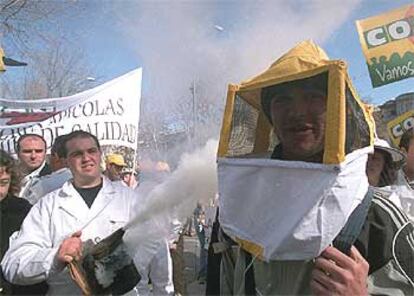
[
  {"x1": 235, "y1": 237, "x2": 265, "y2": 261},
  {"x1": 253, "y1": 113, "x2": 272, "y2": 154},
  {"x1": 239, "y1": 40, "x2": 330, "y2": 91},
  {"x1": 218, "y1": 84, "x2": 238, "y2": 157},
  {"x1": 324, "y1": 62, "x2": 346, "y2": 164}
]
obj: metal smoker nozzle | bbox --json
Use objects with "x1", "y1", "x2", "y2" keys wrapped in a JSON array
[{"x1": 91, "y1": 228, "x2": 125, "y2": 259}]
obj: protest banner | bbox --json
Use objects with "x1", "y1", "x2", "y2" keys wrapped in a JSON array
[
  {"x1": 386, "y1": 109, "x2": 414, "y2": 146},
  {"x1": 0, "y1": 68, "x2": 142, "y2": 154},
  {"x1": 356, "y1": 4, "x2": 414, "y2": 87}
]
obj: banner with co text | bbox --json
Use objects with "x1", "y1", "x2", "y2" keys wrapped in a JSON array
[
  {"x1": 386, "y1": 109, "x2": 414, "y2": 147},
  {"x1": 356, "y1": 4, "x2": 414, "y2": 87}
]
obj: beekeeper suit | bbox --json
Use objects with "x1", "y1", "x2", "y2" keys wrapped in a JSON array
[
  {"x1": 1, "y1": 131, "x2": 170, "y2": 295},
  {"x1": 208, "y1": 40, "x2": 414, "y2": 295}
]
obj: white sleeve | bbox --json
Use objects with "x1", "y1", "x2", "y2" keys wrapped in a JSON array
[
  {"x1": 24, "y1": 179, "x2": 45, "y2": 205},
  {"x1": 148, "y1": 240, "x2": 174, "y2": 295},
  {"x1": 1, "y1": 197, "x2": 64, "y2": 285}
]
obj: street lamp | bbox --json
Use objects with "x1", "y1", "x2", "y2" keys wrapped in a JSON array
[
  {"x1": 75, "y1": 76, "x2": 96, "y2": 85},
  {"x1": 189, "y1": 81, "x2": 196, "y2": 141},
  {"x1": 214, "y1": 25, "x2": 224, "y2": 32}
]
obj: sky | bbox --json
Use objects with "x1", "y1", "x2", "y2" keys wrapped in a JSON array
[{"x1": 2, "y1": 0, "x2": 414, "y2": 107}]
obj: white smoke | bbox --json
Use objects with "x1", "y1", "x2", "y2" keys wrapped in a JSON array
[
  {"x1": 124, "y1": 139, "x2": 218, "y2": 267},
  {"x1": 128, "y1": 139, "x2": 218, "y2": 228},
  {"x1": 100, "y1": 0, "x2": 363, "y2": 158},
  {"x1": 109, "y1": 0, "x2": 362, "y2": 106}
]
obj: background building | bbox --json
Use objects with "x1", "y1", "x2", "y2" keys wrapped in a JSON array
[
  {"x1": 374, "y1": 92, "x2": 414, "y2": 144},
  {"x1": 380, "y1": 92, "x2": 414, "y2": 122}
]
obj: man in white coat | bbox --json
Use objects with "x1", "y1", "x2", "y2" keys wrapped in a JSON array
[{"x1": 1, "y1": 130, "x2": 173, "y2": 295}]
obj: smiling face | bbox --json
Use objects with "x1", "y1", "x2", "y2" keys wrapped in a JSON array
[
  {"x1": 270, "y1": 87, "x2": 327, "y2": 162},
  {"x1": 65, "y1": 136, "x2": 102, "y2": 188}
]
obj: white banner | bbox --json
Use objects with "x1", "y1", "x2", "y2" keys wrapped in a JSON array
[{"x1": 0, "y1": 68, "x2": 142, "y2": 154}]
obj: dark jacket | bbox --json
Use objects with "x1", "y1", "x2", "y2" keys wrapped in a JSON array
[
  {"x1": 38, "y1": 163, "x2": 52, "y2": 178},
  {"x1": 1, "y1": 194, "x2": 48, "y2": 295}
]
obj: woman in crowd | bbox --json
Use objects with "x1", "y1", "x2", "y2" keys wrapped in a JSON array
[
  {"x1": 366, "y1": 138, "x2": 405, "y2": 187},
  {"x1": 0, "y1": 149, "x2": 48, "y2": 295}
]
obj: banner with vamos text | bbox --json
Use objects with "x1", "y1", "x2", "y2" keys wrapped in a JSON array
[
  {"x1": 356, "y1": 4, "x2": 414, "y2": 87},
  {"x1": 0, "y1": 68, "x2": 142, "y2": 154}
]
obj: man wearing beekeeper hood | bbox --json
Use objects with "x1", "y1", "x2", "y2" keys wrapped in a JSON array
[{"x1": 208, "y1": 41, "x2": 414, "y2": 295}]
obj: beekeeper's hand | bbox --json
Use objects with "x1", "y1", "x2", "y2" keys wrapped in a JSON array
[
  {"x1": 57, "y1": 230, "x2": 83, "y2": 263},
  {"x1": 310, "y1": 246, "x2": 369, "y2": 296}
]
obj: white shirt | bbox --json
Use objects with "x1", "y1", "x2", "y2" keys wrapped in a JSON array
[
  {"x1": 24, "y1": 168, "x2": 72, "y2": 205},
  {"x1": 18, "y1": 161, "x2": 47, "y2": 199}
]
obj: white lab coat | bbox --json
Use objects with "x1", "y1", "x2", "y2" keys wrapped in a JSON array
[{"x1": 1, "y1": 176, "x2": 147, "y2": 295}]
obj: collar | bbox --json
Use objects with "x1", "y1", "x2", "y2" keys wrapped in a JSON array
[
  {"x1": 57, "y1": 176, "x2": 118, "y2": 229},
  {"x1": 22, "y1": 161, "x2": 46, "y2": 183},
  {"x1": 59, "y1": 175, "x2": 116, "y2": 198}
]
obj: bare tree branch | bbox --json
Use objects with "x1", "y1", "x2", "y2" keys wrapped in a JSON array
[
  {"x1": 3, "y1": 0, "x2": 27, "y2": 24},
  {"x1": 0, "y1": 0, "x2": 87, "y2": 56},
  {"x1": 0, "y1": 0, "x2": 21, "y2": 13}
]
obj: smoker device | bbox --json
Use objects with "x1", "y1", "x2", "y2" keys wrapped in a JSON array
[{"x1": 68, "y1": 228, "x2": 141, "y2": 295}]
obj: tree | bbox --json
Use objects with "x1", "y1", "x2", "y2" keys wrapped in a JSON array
[
  {"x1": 0, "y1": 0, "x2": 83, "y2": 54},
  {"x1": 1, "y1": 42, "x2": 97, "y2": 99},
  {"x1": 0, "y1": 0, "x2": 96, "y2": 99}
]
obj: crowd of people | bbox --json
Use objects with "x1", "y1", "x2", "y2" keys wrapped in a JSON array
[
  {"x1": 0, "y1": 40, "x2": 413, "y2": 295},
  {"x1": 0, "y1": 131, "x2": 173, "y2": 295}
]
